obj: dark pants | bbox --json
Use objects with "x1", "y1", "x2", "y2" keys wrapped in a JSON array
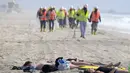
[
  {"x1": 63, "y1": 17, "x2": 67, "y2": 27},
  {"x1": 49, "y1": 20, "x2": 55, "y2": 31},
  {"x1": 40, "y1": 20, "x2": 46, "y2": 30},
  {"x1": 69, "y1": 17, "x2": 75, "y2": 28},
  {"x1": 76, "y1": 20, "x2": 79, "y2": 27},
  {"x1": 91, "y1": 22, "x2": 98, "y2": 34},
  {"x1": 59, "y1": 19, "x2": 64, "y2": 28}
]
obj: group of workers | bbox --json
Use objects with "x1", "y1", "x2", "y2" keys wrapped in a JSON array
[{"x1": 37, "y1": 4, "x2": 101, "y2": 38}]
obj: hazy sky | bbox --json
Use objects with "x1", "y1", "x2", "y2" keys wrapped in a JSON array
[{"x1": 1, "y1": 0, "x2": 130, "y2": 13}]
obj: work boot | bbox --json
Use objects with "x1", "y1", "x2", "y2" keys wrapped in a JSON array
[
  {"x1": 49, "y1": 29, "x2": 51, "y2": 32},
  {"x1": 91, "y1": 32, "x2": 94, "y2": 35},
  {"x1": 61, "y1": 26, "x2": 63, "y2": 30},
  {"x1": 94, "y1": 32, "x2": 96, "y2": 35},
  {"x1": 40, "y1": 29, "x2": 42, "y2": 32},
  {"x1": 82, "y1": 36, "x2": 85, "y2": 39},
  {"x1": 51, "y1": 29, "x2": 53, "y2": 32},
  {"x1": 91, "y1": 31, "x2": 93, "y2": 35},
  {"x1": 43, "y1": 29, "x2": 46, "y2": 32},
  {"x1": 51, "y1": 28, "x2": 54, "y2": 32},
  {"x1": 80, "y1": 35, "x2": 83, "y2": 37}
]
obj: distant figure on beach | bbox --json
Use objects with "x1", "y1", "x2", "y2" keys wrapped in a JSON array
[{"x1": 90, "y1": 7, "x2": 101, "y2": 35}]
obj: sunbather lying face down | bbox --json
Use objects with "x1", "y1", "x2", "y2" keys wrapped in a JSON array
[{"x1": 85, "y1": 67, "x2": 128, "y2": 73}]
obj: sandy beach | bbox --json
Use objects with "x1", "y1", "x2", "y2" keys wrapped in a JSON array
[{"x1": 0, "y1": 12, "x2": 130, "y2": 73}]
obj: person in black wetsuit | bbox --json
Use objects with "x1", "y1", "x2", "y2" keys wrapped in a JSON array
[{"x1": 84, "y1": 66, "x2": 128, "y2": 73}]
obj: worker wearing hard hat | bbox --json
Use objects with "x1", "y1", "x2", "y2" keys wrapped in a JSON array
[
  {"x1": 68, "y1": 6, "x2": 75, "y2": 29},
  {"x1": 63, "y1": 8, "x2": 68, "y2": 27},
  {"x1": 75, "y1": 7, "x2": 81, "y2": 28},
  {"x1": 48, "y1": 7, "x2": 56, "y2": 32},
  {"x1": 37, "y1": 7, "x2": 44, "y2": 32},
  {"x1": 57, "y1": 7, "x2": 65, "y2": 29},
  {"x1": 37, "y1": 7, "x2": 43, "y2": 19},
  {"x1": 89, "y1": 6, "x2": 101, "y2": 35},
  {"x1": 40, "y1": 7, "x2": 47, "y2": 32},
  {"x1": 78, "y1": 4, "x2": 89, "y2": 38}
]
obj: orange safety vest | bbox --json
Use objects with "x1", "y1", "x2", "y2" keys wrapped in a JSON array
[
  {"x1": 41, "y1": 11, "x2": 47, "y2": 20},
  {"x1": 91, "y1": 11, "x2": 100, "y2": 22},
  {"x1": 49, "y1": 10, "x2": 56, "y2": 20}
]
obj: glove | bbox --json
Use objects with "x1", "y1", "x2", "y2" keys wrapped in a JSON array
[
  {"x1": 88, "y1": 18, "x2": 91, "y2": 22},
  {"x1": 76, "y1": 13, "x2": 80, "y2": 16}
]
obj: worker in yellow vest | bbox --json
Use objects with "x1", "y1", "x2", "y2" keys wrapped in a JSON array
[
  {"x1": 78, "y1": 4, "x2": 89, "y2": 38},
  {"x1": 68, "y1": 6, "x2": 75, "y2": 29},
  {"x1": 57, "y1": 7, "x2": 65, "y2": 29},
  {"x1": 75, "y1": 7, "x2": 81, "y2": 28}
]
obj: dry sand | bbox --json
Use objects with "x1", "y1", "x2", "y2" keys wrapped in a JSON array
[{"x1": 0, "y1": 12, "x2": 130, "y2": 73}]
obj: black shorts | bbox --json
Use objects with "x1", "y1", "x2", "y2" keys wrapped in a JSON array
[{"x1": 96, "y1": 67, "x2": 113, "y2": 73}]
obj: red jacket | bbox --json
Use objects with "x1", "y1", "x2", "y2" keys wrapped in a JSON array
[
  {"x1": 41, "y1": 11, "x2": 47, "y2": 20},
  {"x1": 49, "y1": 10, "x2": 56, "y2": 20},
  {"x1": 91, "y1": 11, "x2": 100, "y2": 22}
]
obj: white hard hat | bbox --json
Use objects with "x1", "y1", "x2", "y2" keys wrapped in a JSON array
[
  {"x1": 64, "y1": 8, "x2": 67, "y2": 10},
  {"x1": 61, "y1": 6, "x2": 64, "y2": 9},
  {"x1": 70, "y1": 5, "x2": 74, "y2": 8},
  {"x1": 50, "y1": 6, "x2": 53, "y2": 8},
  {"x1": 94, "y1": 6, "x2": 98, "y2": 9},
  {"x1": 53, "y1": 6, "x2": 56, "y2": 8},
  {"x1": 84, "y1": 4, "x2": 88, "y2": 8},
  {"x1": 43, "y1": 6, "x2": 47, "y2": 9},
  {"x1": 40, "y1": 6, "x2": 43, "y2": 9}
]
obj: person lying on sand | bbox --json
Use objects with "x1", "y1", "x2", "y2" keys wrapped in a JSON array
[
  {"x1": 66, "y1": 58, "x2": 121, "y2": 67},
  {"x1": 12, "y1": 61, "x2": 39, "y2": 72},
  {"x1": 55, "y1": 57, "x2": 121, "y2": 71},
  {"x1": 84, "y1": 66, "x2": 128, "y2": 73},
  {"x1": 11, "y1": 57, "x2": 121, "y2": 73},
  {"x1": 41, "y1": 57, "x2": 121, "y2": 73}
]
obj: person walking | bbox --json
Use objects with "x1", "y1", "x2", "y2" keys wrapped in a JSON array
[
  {"x1": 57, "y1": 7, "x2": 65, "y2": 29},
  {"x1": 68, "y1": 6, "x2": 75, "y2": 29},
  {"x1": 90, "y1": 7, "x2": 101, "y2": 35},
  {"x1": 75, "y1": 7, "x2": 81, "y2": 28},
  {"x1": 48, "y1": 7, "x2": 56, "y2": 32},
  {"x1": 40, "y1": 7, "x2": 47, "y2": 32},
  {"x1": 37, "y1": 7, "x2": 44, "y2": 32},
  {"x1": 63, "y1": 8, "x2": 67, "y2": 27},
  {"x1": 78, "y1": 4, "x2": 89, "y2": 38}
]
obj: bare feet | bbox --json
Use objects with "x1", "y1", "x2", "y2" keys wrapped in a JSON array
[
  {"x1": 105, "y1": 62, "x2": 113, "y2": 67},
  {"x1": 113, "y1": 62, "x2": 121, "y2": 67}
]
